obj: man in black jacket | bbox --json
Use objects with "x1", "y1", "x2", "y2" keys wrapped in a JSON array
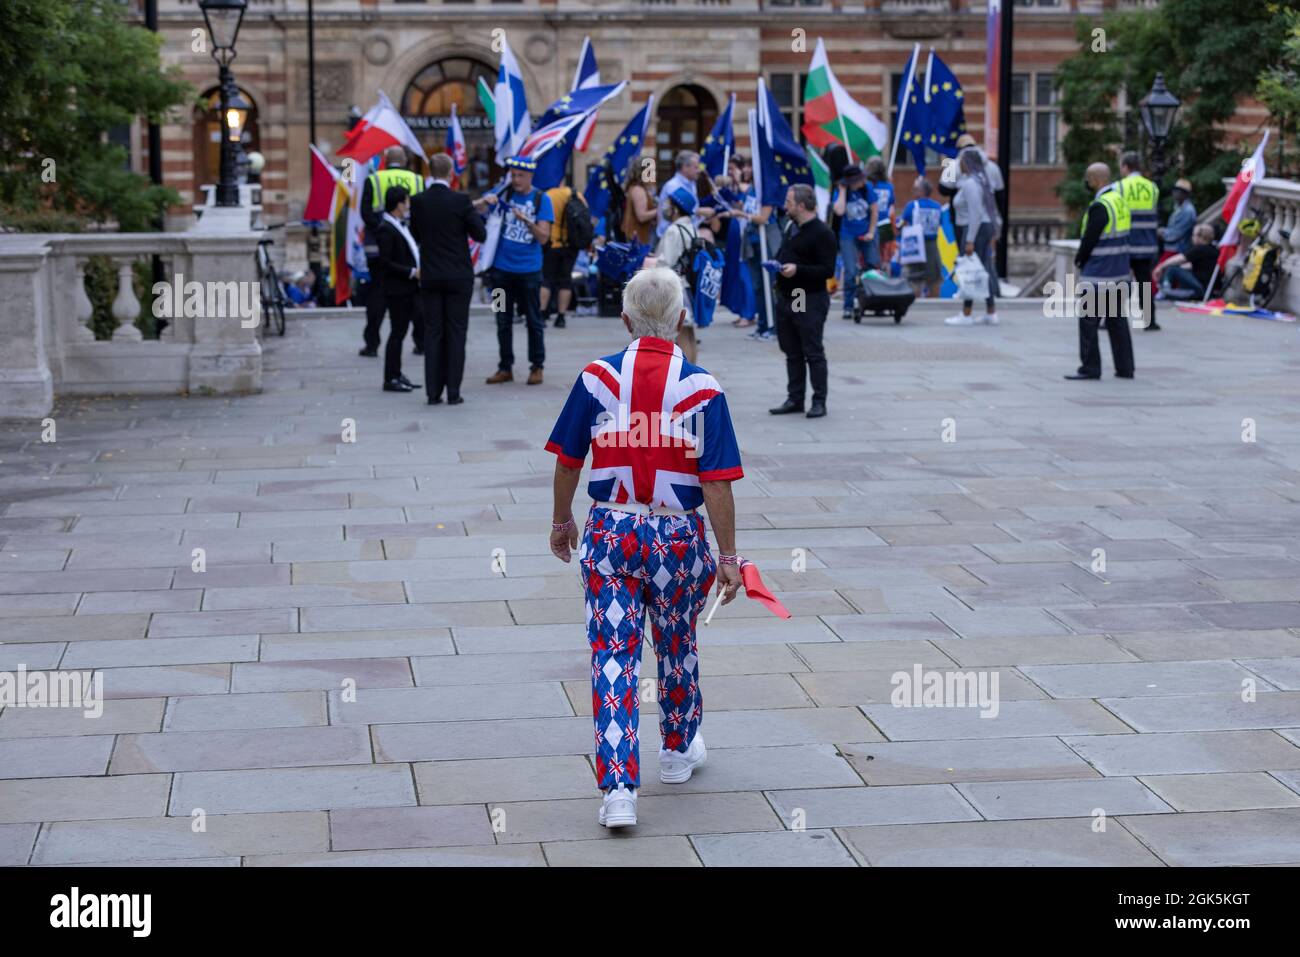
[
  {"x1": 768, "y1": 184, "x2": 838, "y2": 419},
  {"x1": 374, "y1": 186, "x2": 422, "y2": 393},
  {"x1": 360, "y1": 146, "x2": 424, "y2": 357},
  {"x1": 409, "y1": 154, "x2": 492, "y2": 405}
]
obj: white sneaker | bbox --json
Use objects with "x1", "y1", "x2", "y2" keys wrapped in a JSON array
[
  {"x1": 980, "y1": 313, "x2": 999, "y2": 325},
  {"x1": 944, "y1": 313, "x2": 977, "y2": 326},
  {"x1": 598, "y1": 783, "x2": 637, "y2": 828},
  {"x1": 659, "y1": 732, "x2": 707, "y2": 784}
]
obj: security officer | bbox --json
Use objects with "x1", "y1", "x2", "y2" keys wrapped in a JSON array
[
  {"x1": 1066, "y1": 162, "x2": 1135, "y2": 381},
  {"x1": 359, "y1": 146, "x2": 425, "y2": 357},
  {"x1": 1118, "y1": 151, "x2": 1160, "y2": 331}
]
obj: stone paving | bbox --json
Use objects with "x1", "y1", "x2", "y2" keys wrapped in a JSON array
[{"x1": 3, "y1": 299, "x2": 1300, "y2": 866}]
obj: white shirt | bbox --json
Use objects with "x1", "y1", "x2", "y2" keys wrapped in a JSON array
[{"x1": 382, "y1": 212, "x2": 420, "y2": 273}]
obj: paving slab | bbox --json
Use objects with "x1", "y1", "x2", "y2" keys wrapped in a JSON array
[
  {"x1": 691, "y1": 829, "x2": 857, "y2": 866},
  {"x1": 954, "y1": 777, "x2": 1173, "y2": 820},
  {"x1": 169, "y1": 764, "x2": 417, "y2": 814},
  {"x1": 1138, "y1": 772, "x2": 1300, "y2": 812},
  {"x1": 841, "y1": 737, "x2": 1100, "y2": 785},
  {"x1": 1117, "y1": 808, "x2": 1300, "y2": 866},
  {"x1": 31, "y1": 812, "x2": 329, "y2": 864},
  {"x1": 1062, "y1": 729, "x2": 1300, "y2": 776}
]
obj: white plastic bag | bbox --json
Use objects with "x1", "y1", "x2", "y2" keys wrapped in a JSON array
[
  {"x1": 954, "y1": 253, "x2": 989, "y2": 301},
  {"x1": 898, "y1": 223, "x2": 926, "y2": 265}
]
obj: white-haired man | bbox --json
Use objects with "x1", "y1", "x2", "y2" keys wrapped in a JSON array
[{"x1": 546, "y1": 266, "x2": 744, "y2": 830}]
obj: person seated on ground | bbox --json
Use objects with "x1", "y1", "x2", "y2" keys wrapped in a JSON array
[
  {"x1": 1153, "y1": 223, "x2": 1217, "y2": 301},
  {"x1": 285, "y1": 270, "x2": 316, "y2": 307}
]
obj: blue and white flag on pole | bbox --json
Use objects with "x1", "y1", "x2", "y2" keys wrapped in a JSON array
[
  {"x1": 572, "y1": 37, "x2": 601, "y2": 152},
  {"x1": 701, "y1": 93, "x2": 736, "y2": 179},
  {"x1": 494, "y1": 38, "x2": 531, "y2": 164},
  {"x1": 531, "y1": 82, "x2": 627, "y2": 190}
]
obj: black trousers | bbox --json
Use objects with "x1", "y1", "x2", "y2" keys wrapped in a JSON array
[
  {"x1": 775, "y1": 290, "x2": 830, "y2": 404},
  {"x1": 363, "y1": 259, "x2": 385, "y2": 351},
  {"x1": 422, "y1": 279, "x2": 474, "y2": 400},
  {"x1": 383, "y1": 293, "x2": 418, "y2": 383},
  {"x1": 491, "y1": 269, "x2": 545, "y2": 371},
  {"x1": 1130, "y1": 256, "x2": 1157, "y2": 328},
  {"x1": 1077, "y1": 281, "x2": 1135, "y2": 378}
]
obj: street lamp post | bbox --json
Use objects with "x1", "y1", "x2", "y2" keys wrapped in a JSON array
[
  {"x1": 1139, "y1": 73, "x2": 1181, "y2": 189},
  {"x1": 199, "y1": 0, "x2": 249, "y2": 207}
]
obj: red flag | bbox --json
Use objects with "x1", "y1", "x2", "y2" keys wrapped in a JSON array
[
  {"x1": 337, "y1": 91, "x2": 425, "y2": 164},
  {"x1": 739, "y1": 560, "x2": 791, "y2": 619},
  {"x1": 303, "y1": 145, "x2": 340, "y2": 222}
]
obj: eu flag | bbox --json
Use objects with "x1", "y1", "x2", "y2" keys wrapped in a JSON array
[
  {"x1": 701, "y1": 94, "x2": 736, "y2": 179},
  {"x1": 924, "y1": 50, "x2": 966, "y2": 159},
  {"x1": 583, "y1": 97, "x2": 654, "y2": 221},
  {"x1": 896, "y1": 47, "x2": 931, "y2": 174},
  {"x1": 755, "y1": 79, "x2": 811, "y2": 209}
]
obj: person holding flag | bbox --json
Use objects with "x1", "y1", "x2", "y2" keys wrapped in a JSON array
[{"x1": 544, "y1": 266, "x2": 745, "y2": 829}]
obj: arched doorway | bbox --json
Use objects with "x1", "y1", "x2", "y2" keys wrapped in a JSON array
[
  {"x1": 192, "y1": 86, "x2": 260, "y2": 196},
  {"x1": 402, "y1": 57, "x2": 498, "y2": 194},
  {"x1": 655, "y1": 84, "x2": 718, "y2": 186}
]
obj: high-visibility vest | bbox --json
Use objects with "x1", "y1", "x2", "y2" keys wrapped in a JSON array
[
  {"x1": 1079, "y1": 186, "x2": 1131, "y2": 281},
  {"x1": 367, "y1": 168, "x2": 424, "y2": 210},
  {"x1": 1118, "y1": 173, "x2": 1159, "y2": 258}
]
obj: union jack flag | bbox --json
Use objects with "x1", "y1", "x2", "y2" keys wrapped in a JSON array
[{"x1": 545, "y1": 337, "x2": 744, "y2": 511}]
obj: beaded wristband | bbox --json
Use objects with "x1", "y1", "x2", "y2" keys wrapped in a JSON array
[
  {"x1": 717, "y1": 553, "x2": 741, "y2": 566},
  {"x1": 551, "y1": 518, "x2": 574, "y2": 531}
]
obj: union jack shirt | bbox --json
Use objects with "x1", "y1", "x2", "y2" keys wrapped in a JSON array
[{"x1": 545, "y1": 336, "x2": 744, "y2": 510}]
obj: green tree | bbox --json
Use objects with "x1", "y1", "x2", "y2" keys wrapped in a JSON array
[
  {"x1": 1056, "y1": 0, "x2": 1297, "y2": 218},
  {"x1": 0, "y1": 0, "x2": 192, "y2": 231},
  {"x1": 1256, "y1": 9, "x2": 1300, "y2": 177}
]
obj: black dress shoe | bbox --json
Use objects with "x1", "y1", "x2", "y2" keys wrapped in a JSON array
[
  {"x1": 399, "y1": 375, "x2": 421, "y2": 390},
  {"x1": 806, "y1": 402, "x2": 827, "y2": 419},
  {"x1": 1063, "y1": 373, "x2": 1101, "y2": 380},
  {"x1": 359, "y1": 347, "x2": 378, "y2": 357},
  {"x1": 383, "y1": 379, "x2": 414, "y2": 392},
  {"x1": 1145, "y1": 322, "x2": 1161, "y2": 331},
  {"x1": 554, "y1": 316, "x2": 566, "y2": 329},
  {"x1": 447, "y1": 395, "x2": 464, "y2": 406},
  {"x1": 1115, "y1": 372, "x2": 1134, "y2": 379},
  {"x1": 427, "y1": 396, "x2": 443, "y2": 405},
  {"x1": 769, "y1": 400, "x2": 805, "y2": 415}
]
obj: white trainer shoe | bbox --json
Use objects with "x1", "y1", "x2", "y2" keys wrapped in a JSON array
[
  {"x1": 659, "y1": 732, "x2": 707, "y2": 784},
  {"x1": 598, "y1": 783, "x2": 637, "y2": 828},
  {"x1": 944, "y1": 313, "x2": 977, "y2": 326},
  {"x1": 980, "y1": 313, "x2": 1000, "y2": 325}
]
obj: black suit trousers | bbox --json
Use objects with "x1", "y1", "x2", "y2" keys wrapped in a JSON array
[
  {"x1": 1077, "y1": 281, "x2": 1135, "y2": 378},
  {"x1": 364, "y1": 259, "x2": 386, "y2": 351},
  {"x1": 383, "y1": 292, "x2": 418, "y2": 383},
  {"x1": 422, "y1": 279, "x2": 474, "y2": 400},
  {"x1": 775, "y1": 290, "x2": 830, "y2": 404}
]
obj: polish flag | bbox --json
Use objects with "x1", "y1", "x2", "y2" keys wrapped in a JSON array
[
  {"x1": 337, "y1": 91, "x2": 425, "y2": 163},
  {"x1": 303, "y1": 144, "x2": 340, "y2": 223},
  {"x1": 1218, "y1": 131, "x2": 1269, "y2": 271}
]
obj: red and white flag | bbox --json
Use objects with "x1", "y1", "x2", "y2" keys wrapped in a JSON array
[
  {"x1": 1218, "y1": 131, "x2": 1269, "y2": 270},
  {"x1": 337, "y1": 91, "x2": 425, "y2": 163},
  {"x1": 303, "y1": 144, "x2": 341, "y2": 223}
]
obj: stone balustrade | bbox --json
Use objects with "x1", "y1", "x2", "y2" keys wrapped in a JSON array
[{"x1": 0, "y1": 230, "x2": 264, "y2": 419}]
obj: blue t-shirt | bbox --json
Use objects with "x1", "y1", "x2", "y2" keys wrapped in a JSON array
[
  {"x1": 742, "y1": 187, "x2": 771, "y2": 248},
  {"x1": 834, "y1": 186, "x2": 874, "y2": 239},
  {"x1": 873, "y1": 181, "x2": 896, "y2": 223},
  {"x1": 493, "y1": 188, "x2": 555, "y2": 274},
  {"x1": 900, "y1": 198, "x2": 943, "y2": 239}
]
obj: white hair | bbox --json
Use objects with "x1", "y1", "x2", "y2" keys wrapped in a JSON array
[{"x1": 622, "y1": 267, "x2": 684, "y2": 339}]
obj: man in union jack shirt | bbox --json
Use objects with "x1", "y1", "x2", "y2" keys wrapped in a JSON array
[{"x1": 546, "y1": 267, "x2": 744, "y2": 829}]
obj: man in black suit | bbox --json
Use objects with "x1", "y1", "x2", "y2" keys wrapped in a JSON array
[
  {"x1": 410, "y1": 153, "x2": 492, "y2": 405},
  {"x1": 768, "y1": 184, "x2": 838, "y2": 419},
  {"x1": 374, "y1": 186, "x2": 422, "y2": 393}
]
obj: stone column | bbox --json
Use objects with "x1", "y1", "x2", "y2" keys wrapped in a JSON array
[
  {"x1": 183, "y1": 233, "x2": 264, "y2": 395},
  {"x1": 0, "y1": 238, "x2": 55, "y2": 418}
]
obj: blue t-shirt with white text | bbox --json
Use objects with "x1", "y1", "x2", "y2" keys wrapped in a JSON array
[{"x1": 493, "y1": 189, "x2": 555, "y2": 274}]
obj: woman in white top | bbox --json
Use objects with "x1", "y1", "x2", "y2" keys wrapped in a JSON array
[{"x1": 653, "y1": 186, "x2": 701, "y2": 363}]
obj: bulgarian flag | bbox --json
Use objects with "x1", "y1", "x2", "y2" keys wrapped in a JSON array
[
  {"x1": 801, "y1": 37, "x2": 888, "y2": 163},
  {"x1": 477, "y1": 77, "x2": 496, "y2": 124},
  {"x1": 807, "y1": 146, "x2": 831, "y2": 221}
]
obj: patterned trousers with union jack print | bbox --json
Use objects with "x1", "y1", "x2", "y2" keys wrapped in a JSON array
[{"x1": 580, "y1": 505, "x2": 716, "y2": 791}]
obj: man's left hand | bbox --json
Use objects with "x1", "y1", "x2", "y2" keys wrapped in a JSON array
[
  {"x1": 779, "y1": 263, "x2": 797, "y2": 278},
  {"x1": 550, "y1": 519, "x2": 579, "y2": 563}
]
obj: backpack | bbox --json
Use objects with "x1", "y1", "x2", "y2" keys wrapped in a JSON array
[
  {"x1": 563, "y1": 195, "x2": 594, "y2": 250},
  {"x1": 671, "y1": 223, "x2": 708, "y2": 295}
]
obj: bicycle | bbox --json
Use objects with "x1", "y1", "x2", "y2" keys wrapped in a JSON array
[
  {"x1": 1222, "y1": 210, "x2": 1290, "y2": 310},
  {"x1": 256, "y1": 225, "x2": 288, "y2": 337}
]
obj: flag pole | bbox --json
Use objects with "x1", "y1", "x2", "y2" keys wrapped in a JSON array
[
  {"x1": 749, "y1": 105, "x2": 776, "y2": 333},
  {"x1": 888, "y1": 43, "x2": 921, "y2": 181}
]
